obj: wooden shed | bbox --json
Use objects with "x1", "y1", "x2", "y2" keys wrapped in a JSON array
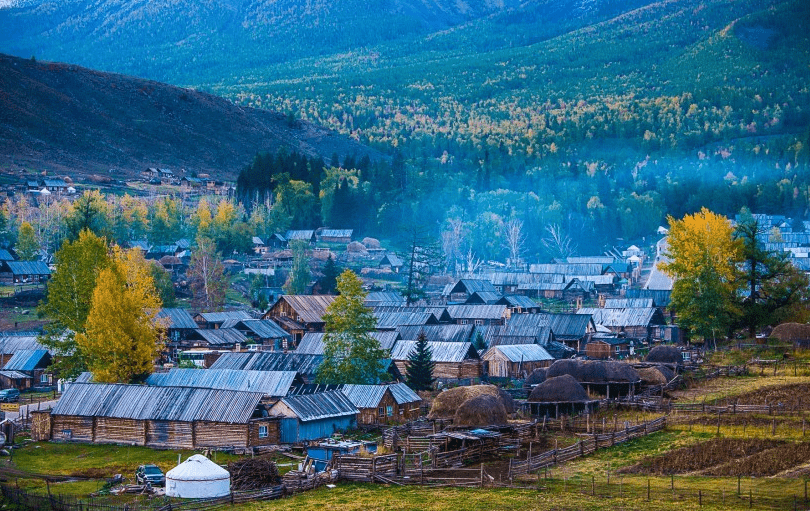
[
  {"x1": 263, "y1": 295, "x2": 336, "y2": 343},
  {"x1": 338, "y1": 383, "x2": 422, "y2": 425},
  {"x1": 482, "y1": 344, "x2": 554, "y2": 379},
  {"x1": 269, "y1": 390, "x2": 358, "y2": 443},
  {"x1": 390, "y1": 340, "x2": 481, "y2": 381},
  {"x1": 46, "y1": 383, "x2": 279, "y2": 449}
]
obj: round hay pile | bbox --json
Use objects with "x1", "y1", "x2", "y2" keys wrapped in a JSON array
[
  {"x1": 498, "y1": 388, "x2": 516, "y2": 414},
  {"x1": 362, "y1": 237, "x2": 381, "y2": 249},
  {"x1": 638, "y1": 367, "x2": 668, "y2": 385},
  {"x1": 428, "y1": 385, "x2": 501, "y2": 419},
  {"x1": 346, "y1": 241, "x2": 367, "y2": 253},
  {"x1": 547, "y1": 360, "x2": 639, "y2": 383},
  {"x1": 771, "y1": 323, "x2": 810, "y2": 342},
  {"x1": 453, "y1": 394, "x2": 508, "y2": 426},
  {"x1": 528, "y1": 375, "x2": 589, "y2": 403},
  {"x1": 645, "y1": 345, "x2": 683, "y2": 364},
  {"x1": 526, "y1": 367, "x2": 547, "y2": 386},
  {"x1": 656, "y1": 364, "x2": 676, "y2": 381}
]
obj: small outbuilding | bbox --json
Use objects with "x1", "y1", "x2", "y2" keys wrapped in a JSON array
[
  {"x1": 526, "y1": 374, "x2": 598, "y2": 418},
  {"x1": 166, "y1": 454, "x2": 230, "y2": 499}
]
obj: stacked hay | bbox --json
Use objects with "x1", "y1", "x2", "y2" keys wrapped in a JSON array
[
  {"x1": 362, "y1": 237, "x2": 381, "y2": 249},
  {"x1": 645, "y1": 346, "x2": 683, "y2": 364},
  {"x1": 547, "y1": 360, "x2": 640, "y2": 383},
  {"x1": 638, "y1": 367, "x2": 668, "y2": 385},
  {"x1": 527, "y1": 375, "x2": 589, "y2": 403},
  {"x1": 656, "y1": 365, "x2": 676, "y2": 381},
  {"x1": 454, "y1": 394, "x2": 508, "y2": 426},
  {"x1": 346, "y1": 241, "x2": 367, "y2": 253},
  {"x1": 498, "y1": 388, "x2": 516, "y2": 414},
  {"x1": 428, "y1": 385, "x2": 501, "y2": 419},
  {"x1": 771, "y1": 323, "x2": 810, "y2": 342},
  {"x1": 525, "y1": 367, "x2": 547, "y2": 386}
]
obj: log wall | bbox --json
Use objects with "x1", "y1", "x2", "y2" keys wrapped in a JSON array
[
  {"x1": 194, "y1": 421, "x2": 249, "y2": 448},
  {"x1": 146, "y1": 420, "x2": 194, "y2": 449},
  {"x1": 94, "y1": 418, "x2": 146, "y2": 445},
  {"x1": 51, "y1": 416, "x2": 93, "y2": 442},
  {"x1": 248, "y1": 419, "x2": 280, "y2": 446}
]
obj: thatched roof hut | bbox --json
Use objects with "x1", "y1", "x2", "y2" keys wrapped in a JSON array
[
  {"x1": 645, "y1": 345, "x2": 683, "y2": 364},
  {"x1": 453, "y1": 394, "x2": 508, "y2": 426},
  {"x1": 527, "y1": 375, "x2": 589, "y2": 403},
  {"x1": 547, "y1": 359, "x2": 640, "y2": 383}
]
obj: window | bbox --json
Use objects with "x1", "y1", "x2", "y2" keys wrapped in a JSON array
[
  {"x1": 378, "y1": 407, "x2": 385, "y2": 417},
  {"x1": 459, "y1": 319, "x2": 468, "y2": 325},
  {"x1": 258, "y1": 425, "x2": 268, "y2": 438},
  {"x1": 474, "y1": 319, "x2": 484, "y2": 326},
  {"x1": 386, "y1": 406, "x2": 393, "y2": 417},
  {"x1": 40, "y1": 374, "x2": 49, "y2": 384}
]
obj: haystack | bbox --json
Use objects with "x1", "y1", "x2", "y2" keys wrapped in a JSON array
[
  {"x1": 547, "y1": 360, "x2": 640, "y2": 383},
  {"x1": 645, "y1": 345, "x2": 683, "y2": 364},
  {"x1": 498, "y1": 388, "x2": 516, "y2": 414},
  {"x1": 638, "y1": 367, "x2": 668, "y2": 385},
  {"x1": 346, "y1": 241, "x2": 367, "y2": 253},
  {"x1": 453, "y1": 394, "x2": 508, "y2": 426},
  {"x1": 428, "y1": 385, "x2": 502, "y2": 419},
  {"x1": 525, "y1": 367, "x2": 547, "y2": 386},
  {"x1": 656, "y1": 364, "x2": 676, "y2": 381},
  {"x1": 527, "y1": 374, "x2": 589, "y2": 403},
  {"x1": 362, "y1": 237, "x2": 381, "y2": 249},
  {"x1": 771, "y1": 323, "x2": 810, "y2": 342}
]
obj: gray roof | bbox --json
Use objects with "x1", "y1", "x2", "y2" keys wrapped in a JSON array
[
  {"x1": 569, "y1": 274, "x2": 616, "y2": 285},
  {"x1": 0, "y1": 249, "x2": 14, "y2": 261},
  {"x1": 529, "y1": 263, "x2": 604, "y2": 275},
  {"x1": 277, "y1": 390, "x2": 358, "y2": 421},
  {"x1": 604, "y1": 298, "x2": 654, "y2": 309},
  {"x1": 194, "y1": 328, "x2": 249, "y2": 346},
  {"x1": 577, "y1": 307, "x2": 664, "y2": 328},
  {"x1": 484, "y1": 344, "x2": 554, "y2": 362},
  {"x1": 4, "y1": 261, "x2": 50, "y2": 276},
  {"x1": 498, "y1": 295, "x2": 538, "y2": 309},
  {"x1": 0, "y1": 333, "x2": 47, "y2": 354},
  {"x1": 297, "y1": 331, "x2": 399, "y2": 355},
  {"x1": 445, "y1": 279, "x2": 498, "y2": 296},
  {"x1": 488, "y1": 324, "x2": 553, "y2": 347},
  {"x1": 53, "y1": 383, "x2": 263, "y2": 424},
  {"x1": 626, "y1": 289, "x2": 671, "y2": 307},
  {"x1": 396, "y1": 324, "x2": 474, "y2": 343},
  {"x1": 210, "y1": 351, "x2": 323, "y2": 375},
  {"x1": 374, "y1": 311, "x2": 437, "y2": 328},
  {"x1": 506, "y1": 313, "x2": 594, "y2": 340},
  {"x1": 390, "y1": 340, "x2": 479, "y2": 363},
  {"x1": 340, "y1": 383, "x2": 421, "y2": 408},
  {"x1": 0, "y1": 370, "x2": 30, "y2": 379},
  {"x1": 388, "y1": 382, "x2": 422, "y2": 405},
  {"x1": 364, "y1": 291, "x2": 406, "y2": 306},
  {"x1": 227, "y1": 319, "x2": 291, "y2": 340},
  {"x1": 284, "y1": 230, "x2": 315, "y2": 241},
  {"x1": 156, "y1": 308, "x2": 197, "y2": 330},
  {"x1": 146, "y1": 368, "x2": 298, "y2": 397},
  {"x1": 445, "y1": 304, "x2": 507, "y2": 321},
  {"x1": 318, "y1": 229, "x2": 353, "y2": 238},
  {"x1": 372, "y1": 306, "x2": 451, "y2": 322},
  {"x1": 271, "y1": 295, "x2": 336, "y2": 324},
  {"x1": 465, "y1": 292, "x2": 502, "y2": 305},
  {"x1": 565, "y1": 256, "x2": 616, "y2": 264},
  {"x1": 3, "y1": 349, "x2": 49, "y2": 371},
  {"x1": 197, "y1": 311, "x2": 252, "y2": 324}
]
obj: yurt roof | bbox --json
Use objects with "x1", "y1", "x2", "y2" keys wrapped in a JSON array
[{"x1": 167, "y1": 455, "x2": 230, "y2": 481}]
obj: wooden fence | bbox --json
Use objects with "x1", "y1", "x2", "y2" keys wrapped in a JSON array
[{"x1": 507, "y1": 416, "x2": 666, "y2": 480}]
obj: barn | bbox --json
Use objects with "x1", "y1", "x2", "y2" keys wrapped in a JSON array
[
  {"x1": 482, "y1": 344, "x2": 554, "y2": 379},
  {"x1": 269, "y1": 390, "x2": 358, "y2": 443},
  {"x1": 390, "y1": 341, "x2": 481, "y2": 382}
]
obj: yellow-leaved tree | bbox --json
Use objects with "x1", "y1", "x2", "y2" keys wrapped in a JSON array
[
  {"x1": 659, "y1": 207, "x2": 742, "y2": 348},
  {"x1": 76, "y1": 246, "x2": 165, "y2": 383}
]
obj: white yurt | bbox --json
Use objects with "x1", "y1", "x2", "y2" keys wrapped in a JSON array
[{"x1": 165, "y1": 454, "x2": 231, "y2": 498}]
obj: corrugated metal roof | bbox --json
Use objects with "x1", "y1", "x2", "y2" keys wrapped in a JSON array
[
  {"x1": 236, "y1": 320, "x2": 291, "y2": 340},
  {"x1": 52, "y1": 383, "x2": 263, "y2": 423},
  {"x1": 0, "y1": 333, "x2": 47, "y2": 354},
  {"x1": 577, "y1": 307, "x2": 664, "y2": 328},
  {"x1": 604, "y1": 298, "x2": 654, "y2": 309},
  {"x1": 506, "y1": 313, "x2": 594, "y2": 340},
  {"x1": 4, "y1": 261, "x2": 50, "y2": 275},
  {"x1": 0, "y1": 249, "x2": 15, "y2": 261},
  {"x1": 387, "y1": 382, "x2": 421, "y2": 404},
  {"x1": 193, "y1": 328, "x2": 249, "y2": 346},
  {"x1": 390, "y1": 340, "x2": 479, "y2": 363},
  {"x1": 484, "y1": 344, "x2": 553, "y2": 362},
  {"x1": 364, "y1": 291, "x2": 406, "y2": 306},
  {"x1": 465, "y1": 292, "x2": 501, "y2": 305},
  {"x1": 569, "y1": 274, "x2": 617, "y2": 285},
  {"x1": 446, "y1": 305, "x2": 507, "y2": 320},
  {"x1": 565, "y1": 256, "x2": 616, "y2": 264},
  {"x1": 210, "y1": 352, "x2": 323, "y2": 375},
  {"x1": 296, "y1": 331, "x2": 399, "y2": 355},
  {"x1": 372, "y1": 306, "x2": 451, "y2": 322},
  {"x1": 374, "y1": 311, "x2": 437, "y2": 328},
  {"x1": 284, "y1": 230, "x2": 315, "y2": 240},
  {"x1": 318, "y1": 229, "x2": 353, "y2": 238},
  {"x1": 396, "y1": 324, "x2": 474, "y2": 343},
  {"x1": 498, "y1": 295, "x2": 538, "y2": 309},
  {"x1": 4, "y1": 349, "x2": 49, "y2": 371},
  {"x1": 338, "y1": 384, "x2": 388, "y2": 408},
  {"x1": 272, "y1": 295, "x2": 335, "y2": 324},
  {"x1": 529, "y1": 263, "x2": 604, "y2": 275},
  {"x1": 197, "y1": 311, "x2": 252, "y2": 324},
  {"x1": 626, "y1": 289, "x2": 671, "y2": 307},
  {"x1": 489, "y1": 324, "x2": 553, "y2": 347},
  {"x1": 445, "y1": 279, "x2": 498, "y2": 296},
  {"x1": 156, "y1": 308, "x2": 197, "y2": 330},
  {"x1": 146, "y1": 368, "x2": 297, "y2": 397},
  {"x1": 278, "y1": 390, "x2": 358, "y2": 421},
  {"x1": 0, "y1": 370, "x2": 30, "y2": 379}
]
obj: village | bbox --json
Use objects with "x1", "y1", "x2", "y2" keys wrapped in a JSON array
[{"x1": 0, "y1": 175, "x2": 807, "y2": 511}]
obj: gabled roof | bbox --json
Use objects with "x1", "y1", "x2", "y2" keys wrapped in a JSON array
[
  {"x1": 4, "y1": 261, "x2": 50, "y2": 276},
  {"x1": 488, "y1": 324, "x2": 553, "y2": 347},
  {"x1": 53, "y1": 383, "x2": 263, "y2": 424},
  {"x1": 225, "y1": 319, "x2": 291, "y2": 340},
  {"x1": 390, "y1": 340, "x2": 479, "y2": 363},
  {"x1": 497, "y1": 295, "x2": 538, "y2": 309},
  {"x1": 445, "y1": 304, "x2": 507, "y2": 321},
  {"x1": 318, "y1": 229, "x2": 353, "y2": 238},
  {"x1": 484, "y1": 344, "x2": 554, "y2": 362},
  {"x1": 193, "y1": 328, "x2": 249, "y2": 346},
  {"x1": 297, "y1": 331, "x2": 399, "y2": 355},
  {"x1": 364, "y1": 291, "x2": 405, "y2": 306},
  {"x1": 210, "y1": 351, "x2": 323, "y2": 375},
  {"x1": 374, "y1": 311, "x2": 438, "y2": 329},
  {"x1": 156, "y1": 308, "x2": 197, "y2": 330},
  {"x1": 626, "y1": 289, "x2": 671, "y2": 307},
  {"x1": 3, "y1": 349, "x2": 49, "y2": 371},
  {"x1": 506, "y1": 313, "x2": 594, "y2": 340},
  {"x1": 340, "y1": 383, "x2": 421, "y2": 408},
  {"x1": 276, "y1": 390, "x2": 357, "y2": 421},
  {"x1": 372, "y1": 306, "x2": 451, "y2": 322},
  {"x1": 284, "y1": 230, "x2": 315, "y2": 241},
  {"x1": 445, "y1": 279, "x2": 498, "y2": 296},
  {"x1": 604, "y1": 298, "x2": 654, "y2": 309},
  {"x1": 465, "y1": 291, "x2": 502, "y2": 305},
  {"x1": 197, "y1": 310, "x2": 252, "y2": 324},
  {"x1": 252, "y1": 236, "x2": 265, "y2": 246},
  {"x1": 0, "y1": 333, "x2": 47, "y2": 354},
  {"x1": 146, "y1": 368, "x2": 299, "y2": 397},
  {"x1": 271, "y1": 295, "x2": 336, "y2": 324},
  {"x1": 379, "y1": 254, "x2": 404, "y2": 267},
  {"x1": 0, "y1": 249, "x2": 14, "y2": 261},
  {"x1": 529, "y1": 263, "x2": 604, "y2": 275},
  {"x1": 396, "y1": 324, "x2": 475, "y2": 343},
  {"x1": 577, "y1": 307, "x2": 665, "y2": 328}
]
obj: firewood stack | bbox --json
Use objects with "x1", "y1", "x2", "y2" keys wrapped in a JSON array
[{"x1": 227, "y1": 457, "x2": 281, "y2": 490}]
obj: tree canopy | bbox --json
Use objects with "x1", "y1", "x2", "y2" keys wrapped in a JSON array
[
  {"x1": 405, "y1": 332, "x2": 435, "y2": 391},
  {"x1": 188, "y1": 237, "x2": 227, "y2": 311}
]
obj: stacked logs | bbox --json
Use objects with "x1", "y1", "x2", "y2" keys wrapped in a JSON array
[{"x1": 227, "y1": 457, "x2": 281, "y2": 490}]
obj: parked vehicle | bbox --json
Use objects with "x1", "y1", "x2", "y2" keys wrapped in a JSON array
[
  {"x1": 0, "y1": 389, "x2": 20, "y2": 402},
  {"x1": 135, "y1": 465, "x2": 165, "y2": 486}
]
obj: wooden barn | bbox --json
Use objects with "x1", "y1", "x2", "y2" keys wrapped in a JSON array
[
  {"x1": 338, "y1": 383, "x2": 422, "y2": 425},
  {"x1": 577, "y1": 307, "x2": 666, "y2": 341},
  {"x1": 482, "y1": 344, "x2": 554, "y2": 379},
  {"x1": 390, "y1": 340, "x2": 481, "y2": 381},
  {"x1": 316, "y1": 229, "x2": 353, "y2": 244},
  {"x1": 442, "y1": 279, "x2": 499, "y2": 303},
  {"x1": 44, "y1": 383, "x2": 279, "y2": 449},
  {"x1": 269, "y1": 390, "x2": 358, "y2": 443},
  {"x1": 584, "y1": 338, "x2": 631, "y2": 359},
  {"x1": 263, "y1": 295, "x2": 336, "y2": 344},
  {"x1": 445, "y1": 304, "x2": 509, "y2": 326},
  {"x1": 0, "y1": 349, "x2": 52, "y2": 389},
  {"x1": 145, "y1": 368, "x2": 303, "y2": 398}
]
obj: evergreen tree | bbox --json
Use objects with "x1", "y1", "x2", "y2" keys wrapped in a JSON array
[
  {"x1": 405, "y1": 332, "x2": 435, "y2": 391},
  {"x1": 317, "y1": 270, "x2": 385, "y2": 384},
  {"x1": 319, "y1": 255, "x2": 340, "y2": 294}
]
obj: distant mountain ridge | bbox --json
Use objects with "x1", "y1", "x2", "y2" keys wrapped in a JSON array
[{"x1": 0, "y1": 53, "x2": 383, "y2": 178}]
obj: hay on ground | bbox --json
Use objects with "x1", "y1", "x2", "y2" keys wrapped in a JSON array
[
  {"x1": 428, "y1": 385, "x2": 502, "y2": 419},
  {"x1": 453, "y1": 394, "x2": 508, "y2": 426},
  {"x1": 346, "y1": 241, "x2": 367, "y2": 253},
  {"x1": 645, "y1": 345, "x2": 683, "y2": 364},
  {"x1": 546, "y1": 359, "x2": 640, "y2": 383},
  {"x1": 525, "y1": 367, "x2": 547, "y2": 386},
  {"x1": 527, "y1": 374, "x2": 590, "y2": 403},
  {"x1": 638, "y1": 367, "x2": 667, "y2": 385},
  {"x1": 362, "y1": 237, "x2": 381, "y2": 249},
  {"x1": 656, "y1": 364, "x2": 676, "y2": 381},
  {"x1": 771, "y1": 323, "x2": 810, "y2": 342}
]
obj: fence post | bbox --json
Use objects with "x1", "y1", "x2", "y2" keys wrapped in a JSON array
[
  {"x1": 480, "y1": 463, "x2": 484, "y2": 488},
  {"x1": 647, "y1": 478, "x2": 650, "y2": 501}
]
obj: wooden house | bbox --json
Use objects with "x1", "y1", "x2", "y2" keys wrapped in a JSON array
[
  {"x1": 482, "y1": 344, "x2": 554, "y2": 379},
  {"x1": 185, "y1": 328, "x2": 249, "y2": 350},
  {"x1": 395, "y1": 324, "x2": 475, "y2": 343},
  {"x1": 390, "y1": 340, "x2": 481, "y2": 381},
  {"x1": 374, "y1": 310, "x2": 440, "y2": 330},
  {"x1": 465, "y1": 291, "x2": 502, "y2": 305},
  {"x1": 45, "y1": 383, "x2": 279, "y2": 448},
  {"x1": 504, "y1": 313, "x2": 595, "y2": 352},
  {"x1": 577, "y1": 307, "x2": 666, "y2": 341},
  {"x1": 263, "y1": 295, "x2": 336, "y2": 343},
  {"x1": 442, "y1": 279, "x2": 499, "y2": 303},
  {"x1": 496, "y1": 295, "x2": 542, "y2": 314},
  {"x1": 145, "y1": 368, "x2": 302, "y2": 399},
  {"x1": 269, "y1": 390, "x2": 358, "y2": 443},
  {"x1": 284, "y1": 230, "x2": 316, "y2": 245},
  {"x1": 1, "y1": 261, "x2": 51, "y2": 284},
  {"x1": 194, "y1": 310, "x2": 253, "y2": 330},
  {"x1": 221, "y1": 319, "x2": 292, "y2": 350},
  {"x1": 364, "y1": 291, "x2": 406, "y2": 307},
  {"x1": 378, "y1": 254, "x2": 404, "y2": 273},
  {"x1": 338, "y1": 383, "x2": 422, "y2": 425},
  {"x1": 0, "y1": 349, "x2": 52, "y2": 389},
  {"x1": 156, "y1": 308, "x2": 198, "y2": 345},
  {"x1": 297, "y1": 331, "x2": 400, "y2": 355},
  {"x1": 316, "y1": 229, "x2": 353, "y2": 244},
  {"x1": 445, "y1": 304, "x2": 509, "y2": 326}
]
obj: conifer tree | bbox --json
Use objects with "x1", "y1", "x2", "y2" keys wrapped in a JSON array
[
  {"x1": 405, "y1": 332, "x2": 435, "y2": 391},
  {"x1": 319, "y1": 254, "x2": 339, "y2": 294},
  {"x1": 284, "y1": 240, "x2": 311, "y2": 295}
]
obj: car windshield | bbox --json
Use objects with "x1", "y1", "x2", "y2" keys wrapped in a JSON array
[{"x1": 144, "y1": 467, "x2": 162, "y2": 474}]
